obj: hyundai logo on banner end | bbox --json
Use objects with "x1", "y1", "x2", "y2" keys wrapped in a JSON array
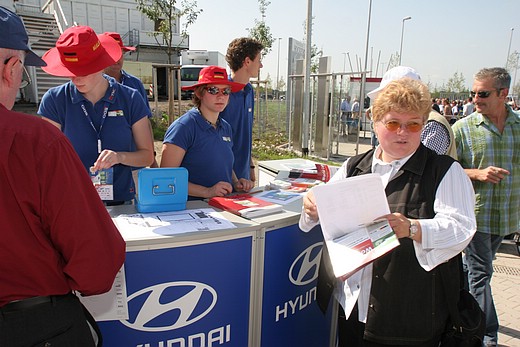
[
  {"x1": 289, "y1": 242, "x2": 322, "y2": 286},
  {"x1": 275, "y1": 242, "x2": 323, "y2": 322},
  {"x1": 121, "y1": 281, "x2": 217, "y2": 332}
]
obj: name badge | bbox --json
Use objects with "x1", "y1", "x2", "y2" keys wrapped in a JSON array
[{"x1": 108, "y1": 110, "x2": 124, "y2": 117}]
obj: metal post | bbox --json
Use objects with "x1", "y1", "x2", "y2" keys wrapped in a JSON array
[
  {"x1": 276, "y1": 37, "x2": 282, "y2": 132},
  {"x1": 302, "y1": 0, "x2": 313, "y2": 156},
  {"x1": 506, "y1": 28, "x2": 514, "y2": 68},
  {"x1": 356, "y1": 0, "x2": 373, "y2": 156},
  {"x1": 399, "y1": 16, "x2": 411, "y2": 65}
]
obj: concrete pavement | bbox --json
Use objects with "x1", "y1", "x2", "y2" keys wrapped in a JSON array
[{"x1": 493, "y1": 243, "x2": 520, "y2": 347}]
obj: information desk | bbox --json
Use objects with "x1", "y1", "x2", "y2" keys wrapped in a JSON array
[
  {"x1": 98, "y1": 198, "x2": 333, "y2": 347},
  {"x1": 100, "y1": 201, "x2": 260, "y2": 347}
]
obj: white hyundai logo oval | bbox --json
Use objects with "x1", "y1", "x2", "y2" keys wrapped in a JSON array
[
  {"x1": 120, "y1": 281, "x2": 217, "y2": 332},
  {"x1": 289, "y1": 242, "x2": 322, "y2": 286}
]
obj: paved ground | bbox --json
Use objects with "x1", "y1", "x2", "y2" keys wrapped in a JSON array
[{"x1": 493, "y1": 243, "x2": 520, "y2": 347}]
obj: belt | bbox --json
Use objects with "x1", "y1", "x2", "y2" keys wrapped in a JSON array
[
  {"x1": 104, "y1": 200, "x2": 125, "y2": 206},
  {"x1": 0, "y1": 294, "x2": 71, "y2": 313}
]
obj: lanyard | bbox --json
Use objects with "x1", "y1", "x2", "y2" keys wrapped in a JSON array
[{"x1": 80, "y1": 88, "x2": 116, "y2": 154}]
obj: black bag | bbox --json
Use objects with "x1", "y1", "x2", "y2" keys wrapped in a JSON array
[{"x1": 439, "y1": 255, "x2": 486, "y2": 347}]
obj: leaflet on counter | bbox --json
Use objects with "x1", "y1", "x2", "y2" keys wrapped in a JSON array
[
  {"x1": 113, "y1": 208, "x2": 236, "y2": 239},
  {"x1": 311, "y1": 173, "x2": 400, "y2": 279}
]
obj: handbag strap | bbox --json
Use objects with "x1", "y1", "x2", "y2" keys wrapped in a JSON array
[{"x1": 438, "y1": 253, "x2": 463, "y2": 328}]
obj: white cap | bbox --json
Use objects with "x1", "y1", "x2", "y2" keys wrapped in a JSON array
[{"x1": 367, "y1": 66, "x2": 421, "y2": 100}]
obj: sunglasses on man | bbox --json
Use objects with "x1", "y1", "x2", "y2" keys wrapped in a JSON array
[{"x1": 469, "y1": 89, "x2": 503, "y2": 98}]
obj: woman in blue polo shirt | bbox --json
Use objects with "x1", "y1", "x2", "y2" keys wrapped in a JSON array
[
  {"x1": 160, "y1": 66, "x2": 254, "y2": 200},
  {"x1": 38, "y1": 26, "x2": 154, "y2": 205}
]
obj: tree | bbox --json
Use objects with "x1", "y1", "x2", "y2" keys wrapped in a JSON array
[
  {"x1": 445, "y1": 71, "x2": 466, "y2": 93},
  {"x1": 506, "y1": 51, "x2": 519, "y2": 74},
  {"x1": 506, "y1": 51, "x2": 520, "y2": 97},
  {"x1": 135, "y1": 0, "x2": 202, "y2": 121},
  {"x1": 387, "y1": 52, "x2": 400, "y2": 71},
  {"x1": 302, "y1": 19, "x2": 321, "y2": 73},
  {"x1": 277, "y1": 76, "x2": 286, "y2": 92},
  {"x1": 247, "y1": 0, "x2": 275, "y2": 58},
  {"x1": 136, "y1": 0, "x2": 202, "y2": 64},
  {"x1": 264, "y1": 73, "x2": 273, "y2": 92}
]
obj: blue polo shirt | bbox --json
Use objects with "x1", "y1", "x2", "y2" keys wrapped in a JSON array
[
  {"x1": 120, "y1": 69, "x2": 151, "y2": 112},
  {"x1": 219, "y1": 82, "x2": 254, "y2": 180},
  {"x1": 163, "y1": 108, "x2": 234, "y2": 199},
  {"x1": 38, "y1": 76, "x2": 150, "y2": 202}
]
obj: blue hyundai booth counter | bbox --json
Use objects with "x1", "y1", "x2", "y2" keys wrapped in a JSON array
[{"x1": 99, "y1": 159, "x2": 335, "y2": 347}]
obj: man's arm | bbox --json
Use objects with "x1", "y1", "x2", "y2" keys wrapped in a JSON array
[
  {"x1": 41, "y1": 133, "x2": 125, "y2": 295},
  {"x1": 464, "y1": 167, "x2": 510, "y2": 184}
]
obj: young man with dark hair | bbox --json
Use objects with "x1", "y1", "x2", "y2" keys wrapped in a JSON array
[{"x1": 219, "y1": 37, "x2": 264, "y2": 182}]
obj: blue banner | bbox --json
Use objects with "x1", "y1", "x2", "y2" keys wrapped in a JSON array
[
  {"x1": 98, "y1": 236, "x2": 252, "y2": 347},
  {"x1": 261, "y1": 224, "x2": 332, "y2": 347}
]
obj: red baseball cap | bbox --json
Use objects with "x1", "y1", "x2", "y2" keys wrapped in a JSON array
[
  {"x1": 182, "y1": 66, "x2": 245, "y2": 93},
  {"x1": 102, "y1": 32, "x2": 136, "y2": 52},
  {"x1": 42, "y1": 26, "x2": 122, "y2": 77}
]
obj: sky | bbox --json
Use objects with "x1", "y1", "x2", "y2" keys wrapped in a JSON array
[{"x1": 185, "y1": 0, "x2": 520, "y2": 90}]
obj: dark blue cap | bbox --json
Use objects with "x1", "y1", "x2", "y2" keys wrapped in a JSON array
[{"x1": 0, "y1": 6, "x2": 46, "y2": 66}]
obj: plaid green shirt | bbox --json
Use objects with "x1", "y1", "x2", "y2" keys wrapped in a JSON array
[{"x1": 452, "y1": 105, "x2": 520, "y2": 236}]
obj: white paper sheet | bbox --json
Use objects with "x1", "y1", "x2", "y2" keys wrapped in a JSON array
[
  {"x1": 254, "y1": 189, "x2": 303, "y2": 205},
  {"x1": 113, "y1": 208, "x2": 236, "y2": 239},
  {"x1": 78, "y1": 266, "x2": 128, "y2": 321},
  {"x1": 312, "y1": 174, "x2": 400, "y2": 278}
]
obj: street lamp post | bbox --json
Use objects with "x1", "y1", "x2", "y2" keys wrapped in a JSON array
[
  {"x1": 276, "y1": 37, "x2": 282, "y2": 131},
  {"x1": 506, "y1": 28, "x2": 514, "y2": 68},
  {"x1": 398, "y1": 16, "x2": 411, "y2": 65}
]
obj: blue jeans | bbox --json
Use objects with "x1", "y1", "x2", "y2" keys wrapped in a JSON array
[
  {"x1": 463, "y1": 232, "x2": 504, "y2": 346},
  {"x1": 371, "y1": 131, "x2": 379, "y2": 148}
]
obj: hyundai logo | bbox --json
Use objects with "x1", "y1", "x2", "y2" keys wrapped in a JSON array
[
  {"x1": 121, "y1": 281, "x2": 217, "y2": 332},
  {"x1": 289, "y1": 242, "x2": 322, "y2": 286}
]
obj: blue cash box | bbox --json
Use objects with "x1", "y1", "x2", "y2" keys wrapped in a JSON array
[{"x1": 135, "y1": 168, "x2": 188, "y2": 213}]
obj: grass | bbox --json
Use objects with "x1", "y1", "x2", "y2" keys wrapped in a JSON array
[{"x1": 151, "y1": 99, "x2": 337, "y2": 165}]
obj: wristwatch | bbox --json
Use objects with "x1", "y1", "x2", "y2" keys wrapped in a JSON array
[{"x1": 408, "y1": 220, "x2": 418, "y2": 239}]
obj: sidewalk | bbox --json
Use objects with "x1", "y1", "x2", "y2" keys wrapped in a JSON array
[{"x1": 493, "y1": 243, "x2": 520, "y2": 347}]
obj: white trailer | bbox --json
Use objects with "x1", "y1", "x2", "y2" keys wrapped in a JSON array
[
  {"x1": 181, "y1": 50, "x2": 226, "y2": 67},
  {"x1": 178, "y1": 50, "x2": 227, "y2": 99}
]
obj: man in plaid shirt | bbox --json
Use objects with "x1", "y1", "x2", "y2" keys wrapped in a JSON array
[{"x1": 452, "y1": 67, "x2": 520, "y2": 347}]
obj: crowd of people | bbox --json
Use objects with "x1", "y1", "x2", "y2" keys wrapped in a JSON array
[{"x1": 1, "y1": 5, "x2": 518, "y2": 347}]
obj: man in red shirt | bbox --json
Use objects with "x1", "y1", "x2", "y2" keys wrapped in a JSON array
[{"x1": 0, "y1": 7, "x2": 125, "y2": 346}]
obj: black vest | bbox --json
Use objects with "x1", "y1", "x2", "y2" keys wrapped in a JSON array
[{"x1": 316, "y1": 144, "x2": 459, "y2": 345}]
